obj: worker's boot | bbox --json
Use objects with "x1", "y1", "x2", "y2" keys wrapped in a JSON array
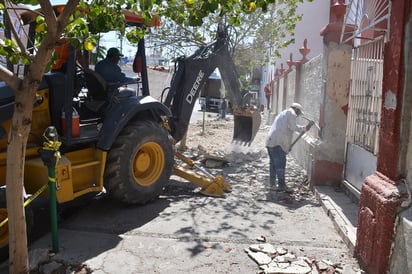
[{"x1": 275, "y1": 169, "x2": 292, "y2": 193}]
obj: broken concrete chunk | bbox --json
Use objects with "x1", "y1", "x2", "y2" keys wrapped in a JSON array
[
  {"x1": 227, "y1": 173, "x2": 238, "y2": 178},
  {"x1": 245, "y1": 248, "x2": 272, "y2": 265},
  {"x1": 204, "y1": 159, "x2": 226, "y2": 168},
  {"x1": 321, "y1": 259, "x2": 335, "y2": 266},
  {"x1": 28, "y1": 248, "x2": 50, "y2": 271},
  {"x1": 40, "y1": 261, "x2": 63, "y2": 274},
  {"x1": 275, "y1": 253, "x2": 297, "y2": 263},
  {"x1": 275, "y1": 255, "x2": 288, "y2": 263},
  {"x1": 234, "y1": 158, "x2": 244, "y2": 164},
  {"x1": 284, "y1": 253, "x2": 297, "y2": 262},
  {"x1": 261, "y1": 261, "x2": 312, "y2": 274},
  {"x1": 256, "y1": 235, "x2": 267, "y2": 242},
  {"x1": 276, "y1": 247, "x2": 288, "y2": 255},
  {"x1": 204, "y1": 152, "x2": 228, "y2": 162},
  {"x1": 293, "y1": 258, "x2": 311, "y2": 268},
  {"x1": 317, "y1": 260, "x2": 330, "y2": 270},
  {"x1": 249, "y1": 243, "x2": 276, "y2": 254},
  {"x1": 197, "y1": 145, "x2": 206, "y2": 153},
  {"x1": 277, "y1": 262, "x2": 291, "y2": 269}
]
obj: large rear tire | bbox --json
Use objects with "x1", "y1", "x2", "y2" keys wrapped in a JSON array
[
  {"x1": 104, "y1": 120, "x2": 174, "y2": 204},
  {"x1": 0, "y1": 187, "x2": 34, "y2": 262}
]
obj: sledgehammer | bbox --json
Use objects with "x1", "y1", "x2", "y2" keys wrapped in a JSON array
[{"x1": 289, "y1": 120, "x2": 315, "y2": 151}]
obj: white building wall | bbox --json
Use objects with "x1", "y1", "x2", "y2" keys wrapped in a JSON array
[
  {"x1": 285, "y1": 71, "x2": 296, "y2": 108},
  {"x1": 300, "y1": 54, "x2": 323, "y2": 123},
  {"x1": 263, "y1": 0, "x2": 329, "y2": 83},
  {"x1": 276, "y1": 0, "x2": 329, "y2": 67},
  {"x1": 277, "y1": 80, "x2": 284, "y2": 114}
]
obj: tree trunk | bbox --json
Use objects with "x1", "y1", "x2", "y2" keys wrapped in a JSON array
[
  {"x1": 6, "y1": 86, "x2": 37, "y2": 273},
  {"x1": 2, "y1": 2, "x2": 77, "y2": 270}
]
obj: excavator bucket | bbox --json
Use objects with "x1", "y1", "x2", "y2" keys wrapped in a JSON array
[{"x1": 232, "y1": 110, "x2": 262, "y2": 145}]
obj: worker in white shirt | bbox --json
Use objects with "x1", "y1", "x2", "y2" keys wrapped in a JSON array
[{"x1": 265, "y1": 102, "x2": 313, "y2": 192}]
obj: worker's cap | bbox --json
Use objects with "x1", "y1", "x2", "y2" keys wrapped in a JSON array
[
  {"x1": 107, "y1": 48, "x2": 124, "y2": 57},
  {"x1": 291, "y1": 102, "x2": 304, "y2": 114}
]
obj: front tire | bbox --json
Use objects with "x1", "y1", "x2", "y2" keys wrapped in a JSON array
[{"x1": 104, "y1": 120, "x2": 174, "y2": 204}]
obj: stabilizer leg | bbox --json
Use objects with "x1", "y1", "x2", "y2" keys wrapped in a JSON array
[{"x1": 173, "y1": 151, "x2": 232, "y2": 197}]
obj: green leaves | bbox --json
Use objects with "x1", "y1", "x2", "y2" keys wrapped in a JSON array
[
  {"x1": 85, "y1": 5, "x2": 126, "y2": 34},
  {"x1": 0, "y1": 0, "x2": 310, "y2": 77},
  {"x1": 126, "y1": 28, "x2": 146, "y2": 44},
  {"x1": 0, "y1": 37, "x2": 28, "y2": 65},
  {"x1": 139, "y1": 0, "x2": 153, "y2": 11}
]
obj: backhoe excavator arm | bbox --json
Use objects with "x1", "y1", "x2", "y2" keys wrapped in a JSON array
[
  {"x1": 163, "y1": 44, "x2": 219, "y2": 142},
  {"x1": 162, "y1": 25, "x2": 262, "y2": 197},
  {"x1": 163, "y1": 24, "x2": 261, "y2": 145}
]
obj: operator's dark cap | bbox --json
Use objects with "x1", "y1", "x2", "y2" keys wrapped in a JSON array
[{"x1": 107, "y1": 48, "x2": 124, "y2": 57}]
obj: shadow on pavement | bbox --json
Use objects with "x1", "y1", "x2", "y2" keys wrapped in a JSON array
[{"x1": 57, "y1": 193, "x2": 172, "y2": 234}]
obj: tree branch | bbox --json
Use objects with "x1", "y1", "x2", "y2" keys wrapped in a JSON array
[
  {"x1": 56, "y1": 0, "x2": 80, "y2": 34},
  {"x1": 38, "y1": 0, "x2": 57, "y2": 36},
  {"x1": 2, "y1": 5, "x2": 29, "y2": 59},
  {"x1": 0, "y1": 65, "x2": 21, "y2": 91}
]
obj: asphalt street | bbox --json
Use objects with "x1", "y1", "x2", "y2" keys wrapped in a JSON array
[
  {"x1": 23, "y1": 171, "x2": 361, "y2": 273},
  {"x1": 0, "y1": 66, "x2": 362, "y2": 273}
]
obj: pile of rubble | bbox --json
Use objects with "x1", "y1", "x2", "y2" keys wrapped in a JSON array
[
  {"x1": 245, "y1": 239, "x2": 348, "y2": 274},
  {"x1": 28, "y1": 248, "x2": 91, "y2": 274}
]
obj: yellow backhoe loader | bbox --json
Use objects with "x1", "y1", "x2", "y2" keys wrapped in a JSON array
[{"x1": 0, "y1": 5, "x2": 261, "y2": 258}]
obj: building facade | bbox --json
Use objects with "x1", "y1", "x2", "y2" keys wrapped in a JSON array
[{"x1": 262, "y1": 1, "x2": 412, "y2": 273}]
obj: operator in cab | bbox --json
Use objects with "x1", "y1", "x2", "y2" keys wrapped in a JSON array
[{"x1": 95, "y1": 48, "x2": 139, "y2": 97}]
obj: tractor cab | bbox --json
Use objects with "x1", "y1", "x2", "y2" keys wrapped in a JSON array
[{"x1": 18, "y1": 5, "x2": 160, "y2": 149}]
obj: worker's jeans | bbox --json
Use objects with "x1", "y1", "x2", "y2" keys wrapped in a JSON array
[
  {"x1": 267, "y1": 146, "x2": 286, "y2": 188},
  {"x1": 221, "y1": 109, "x2": 226, "y2": 119}
]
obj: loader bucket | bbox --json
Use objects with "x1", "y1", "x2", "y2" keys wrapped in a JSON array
[{"x1": 232, "y1": 110, "x2": 261, "y2": 145}]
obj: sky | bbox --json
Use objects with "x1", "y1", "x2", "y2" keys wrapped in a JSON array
[
  {"x1": 30, "y1": 0, "x2": 66, "y2": 9},
  {"x1": 28, "y1": 1, "x2": 138, "y2": 58}
]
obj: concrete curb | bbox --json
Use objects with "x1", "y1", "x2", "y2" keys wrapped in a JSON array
[{"x1": 314, "y1": 186, "x2": 359, "y2": 255}]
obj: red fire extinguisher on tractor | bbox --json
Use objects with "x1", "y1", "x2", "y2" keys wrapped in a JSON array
[{"x1": 61, "y1": 108, "x2": 80, "y2": 137}]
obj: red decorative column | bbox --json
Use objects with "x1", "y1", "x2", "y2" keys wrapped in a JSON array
[
  {"x1": 295, "y1": 39, "x2": 311, "y2": 102},
  {"x1": 299, "y1": 39, "x2": 311, "y2": 63},
  {"x1": 355, "y1": 1, "x2": 411, "y2": 273},
  {"x1": 278, "y1": 64, "x2": 286, "y2": 109},
  {"x1": 286, "y1": 53, "x2": 295, "y2": 73},
  {"x1": 321, "y1": 0, "x2": 354, "y2": 45},
  {"x1": 285, "y1": 54, "x2": 296, "y2": 105},
  {"x1": 274, "y1": 69, "x2": 280, "y2": 114},
  {"x1": 314, "y1": 0, "x2": 353, "y2": 186},
  {"x1": 270, "y1": 72, "x2": 274, "y2": 115}
]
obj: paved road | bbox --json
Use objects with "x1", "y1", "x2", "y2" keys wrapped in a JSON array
[
  {"x1": 25, "y1": 180, "x2": 360, "y2": 273},
  {"x1": 0, "y1": 65, "x2": 361, "y2": 273},
  {"x1": 22, "y1": 142, "x2": 361, "y2": 273}
]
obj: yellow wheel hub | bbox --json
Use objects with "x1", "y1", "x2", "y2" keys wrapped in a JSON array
[
  {"x1": 133, "y1": 142, "x2": 164, "y2": 186},
  {"x1": 0, "y1": 208, "x2": 8, "y2": 247}
]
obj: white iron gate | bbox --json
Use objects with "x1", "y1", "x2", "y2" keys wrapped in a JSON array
[{"x1": 341, "y1": 0, "x2": 390, "y2": 191}]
